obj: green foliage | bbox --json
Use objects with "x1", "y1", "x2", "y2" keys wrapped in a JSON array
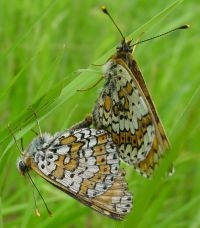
[{"x1": 0, "y1": 0, "x2": 199, "y2": 227}]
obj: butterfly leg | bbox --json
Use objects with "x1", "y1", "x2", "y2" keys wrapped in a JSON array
[{"x1": 70, "y1": 115, "x2": 93, "y2": 130}]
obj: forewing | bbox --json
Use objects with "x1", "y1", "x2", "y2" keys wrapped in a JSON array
[
  {"x1": 124, "y1": 56, "x2": 169, "y2": 151},
  {"x1": 93, "y1": 56, "x2": 169, "y2": 177},
  {"x1": 93, "y1": 61, "x2": 155, "y2": 165},
  {"x1": 120, "y1": 57, "x2": 170, "y2": 176},
  {"x1": 27, "y1": 128, "x2": 132, "y2": 219}
]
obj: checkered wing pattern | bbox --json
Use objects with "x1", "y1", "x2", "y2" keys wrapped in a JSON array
[
  {"x1": 17, "y1": 128, "x2": 132, "y2": 220},
  {"x1": 93, "y1": 40, "x2": 169, "y2": 178}
]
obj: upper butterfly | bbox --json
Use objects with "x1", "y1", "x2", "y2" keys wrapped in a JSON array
[
  {"x1": 92, "y1": 6, "x2": 189, "y2": 178},
  {"x1": 16, "y1": 127, "x2": 132, "y2": 220}
]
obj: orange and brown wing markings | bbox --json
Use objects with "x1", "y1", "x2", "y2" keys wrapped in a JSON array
[
  {"x1": 156, "y1": 122, "x2": 169, "y2": 149},
  {"x1": 104, "y1": 95, "x2": 112, "y2": 112},
  {"x1": 119, "y1": 131, "x2": 126, "y2": 145},
  {"x1": 118, "y1": 81, "x2": 133, "y2": 97},
  {"x1": 112, "y1": 132, "x2": 120, "y2": 144},
  {"x1": 99, "y1": 165, "x2": 111, "y2": 174},
  {"x1": 118, "y1": 81, "x2": 133, "y2": 111},
  {"x1": 56, "y1": 136, "x2": 85, "y2": 175},
  {"x1": 97, "y1": 133, "x2": 109, "y2": 144},
  {"x1": 128, "y1": 58, "x2": 162, "y2": 123},
  {"x1": 79, "y1": 179, "x2": 96, "y2": 195},
  {"x1": 53, "y1": 155, "x2": 78, "y2": 177},
  {"x1": 136, "y1": 137, "x2": 159, "y2": 176},
  {"x1": 93, "y1": 145, "x2": 107, "y2": 156},
  {"x1": 60, "y1": 135, "x2": 77, "y2": 145},
  {"x1": 26, "y1": 161, "x2": 131, "y2": 220},
  {"x1": 53, "y1": 156, "x2": 65, "y2": 178},
  {"x1": 140, "y1": 113, "x2": 152, "y2": 132},
  {"x1": 60, "y1": 135, "x2": 85, "y2": 156},
  {"x1": 114, "y1": 55, "x2": 169, "y2": 150},
  {"x1": 96, "y1": 154, "x2": 107, "y2": 165},
  {"x1": 69, "y1": 142, "x2": 85, "y2": 154},
  {"x1": 91, "y1": 170, "x2": 132, "y2": 220},
  {"x1": 79, "y1": 172, "x2": 107, "y2": 196},
  {"x1": 125, "y1": 131, "x2": 132, "y2": 144},
  {"x1": 113, "y1": 104, "x2": 119, "y2": 115},
  {"x1": 112, "y1": 114, "x2": 152, "y2": 148},
  {"x1": 131, "y1": 133, "x2": 138, "y2": 148},
  {"x1": 18, "y1": 127, "x2": 132, "y2": 219},
  {"x1": 129, "y1": 59, "x2": 170, "y2": 150}
]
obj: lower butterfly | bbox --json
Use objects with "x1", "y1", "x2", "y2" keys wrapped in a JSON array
[
  {"x1": 16, "y1": 127, "x2": 133, "y2": 220},
  {"x1": 92, "y1": 7, "x2": 188, "y2": 178}
]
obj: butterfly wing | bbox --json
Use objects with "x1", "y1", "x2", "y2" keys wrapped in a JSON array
[
  {"x1": 23, "y1": 128, "x2": 133, "y2": 220},
  {"x1": 91, "y1": 170, "x2": 132, "y2": 220},
  {"x1": 117, "y1": 54, "x2": 170, "y2": 177},
  {"x1": 93, "y1": 50, "x2": 169, "y2": 177}
]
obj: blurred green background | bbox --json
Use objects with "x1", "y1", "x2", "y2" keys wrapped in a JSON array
[{"x1": 0, "y1": 0, "x2": 199, "y2": 227}]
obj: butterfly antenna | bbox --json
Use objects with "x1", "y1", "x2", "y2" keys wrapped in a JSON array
[
  {"x1": 27, "y1": 172, "x2": 52, "y2": 216},
  {"x1": 131, "y1": 25, "x2": 190, "y2": 46},
  {"x1": 101, "y1": 6, "x2": 125, "y2": 40},
  {"x1": 29, "y1": 106, "x2": 43, "y2": 139},
  {"x1": 32, "y1": 111, "x2": 42, "y2": 137},
  {"x1": 8, "y1": 124, "x2": 24, "y2": 155}
]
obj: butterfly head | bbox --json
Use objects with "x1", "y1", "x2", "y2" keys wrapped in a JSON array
[
  {"x1": 16, "y1": 133, "x2": 53, "y2": 175},
  {"x1": 16, "y1": 157, "x2": 29, "y2": 175},
  {"x1": 116, "y1": 39, "x2": 133, "y2": 54},
  {"x1": 101, "y1": 6, "x2": 134, "y2": 56}
]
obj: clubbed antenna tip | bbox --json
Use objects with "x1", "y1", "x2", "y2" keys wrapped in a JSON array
[
  {"x1": 178, "y1": 24, "x2": 190, "y2": 30},
  {"x1": 101, "y1": 6, "x2": 125, "y2": 40},
  {"x1": 101, "y1": 6, "x2": 108, "y2": 14}
]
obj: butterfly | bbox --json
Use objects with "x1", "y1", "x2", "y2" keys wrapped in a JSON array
[
  {"x1": 92, "y1": 7, "x2": 171, "y2": 178},
  {"x1": 16, "y1": 127, "x2": 133, "y2": 220}
]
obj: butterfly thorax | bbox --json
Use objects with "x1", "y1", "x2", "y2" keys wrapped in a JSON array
[{"x1": 27, "y1": 133, "x2": 60, "y2": 156}]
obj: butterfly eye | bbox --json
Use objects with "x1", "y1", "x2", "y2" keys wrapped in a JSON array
[{"x1": 17, "y1": 159, "x2": 29, "y2": 175}]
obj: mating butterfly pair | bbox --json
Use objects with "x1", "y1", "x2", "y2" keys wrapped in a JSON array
[{"x1": 16, "y1": 7, "x2": 188, "y2": 220}]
